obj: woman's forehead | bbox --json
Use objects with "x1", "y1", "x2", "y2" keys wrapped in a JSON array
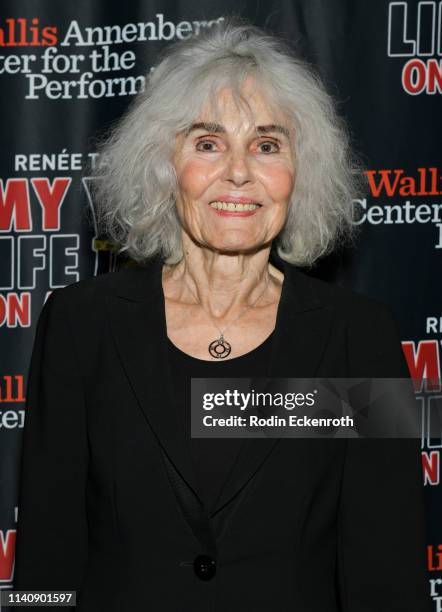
[{"x1": 193, "y1": 85, "x2": 289, "y2": 134}]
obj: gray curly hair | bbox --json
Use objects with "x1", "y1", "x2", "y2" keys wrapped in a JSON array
[{"x1": 92, "y1": 17, "x2": 364, "y2": 267}]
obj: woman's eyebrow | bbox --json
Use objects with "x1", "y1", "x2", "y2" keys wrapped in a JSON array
[
  {"x1": 185, "y1": 122, "x2": 290, "y2": 139},
  {"x1": 255, "y1": 124, "x2": 290, "y2": 138},
  {"x1": 186, "y1": 122, "x2": 226, "y2": 134}
]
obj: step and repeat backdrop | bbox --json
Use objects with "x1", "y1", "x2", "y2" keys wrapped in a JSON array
[{"x1": 0, "y1": 0, "x2": 440, "y2": 608}]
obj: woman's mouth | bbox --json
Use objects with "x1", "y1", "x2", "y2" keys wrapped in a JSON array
[{"x1": 208, "y1": 201, "x2": 262, "y2": 216}]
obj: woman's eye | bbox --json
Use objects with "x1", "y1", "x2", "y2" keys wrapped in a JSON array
[
  {"x1": 196, "y1": 140, "x2": 217, "y2": 152},
  {"x1": 258, "y1": 141, "x2": 280, "y2": 154}
]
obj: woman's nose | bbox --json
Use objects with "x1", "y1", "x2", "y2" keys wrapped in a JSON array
[{"x1": 224, "y1": 150, "x2": 253, "y2": 186}]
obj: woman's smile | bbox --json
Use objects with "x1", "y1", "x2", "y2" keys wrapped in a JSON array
[{"x1": 208, "y1": 200, "x2": 263, "y2": 217}]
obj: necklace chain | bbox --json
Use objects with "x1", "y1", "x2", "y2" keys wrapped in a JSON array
[{"x1": 184, "y1": 272, "x2": 270, "y2": 359}]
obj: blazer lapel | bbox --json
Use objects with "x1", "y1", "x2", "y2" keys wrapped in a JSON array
[
  {"x1": 209, "y1": 259, "x2": 335, "y2": 517},
  {"x1": 105, "y1": 256, "x2": 202, "y2": 499}
]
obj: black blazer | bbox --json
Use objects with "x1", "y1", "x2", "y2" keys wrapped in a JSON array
[{"x1": 14, "y1": 255, "x2": 430, "y2": 612}]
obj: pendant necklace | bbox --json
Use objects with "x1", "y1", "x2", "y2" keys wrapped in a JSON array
[{"x1": 184, "y1": 275, "x2": 270, "y2": 359}]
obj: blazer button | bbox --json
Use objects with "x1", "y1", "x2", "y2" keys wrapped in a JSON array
[{"x1": 193, "y1": 555, "x2": 216, "y2": 581}]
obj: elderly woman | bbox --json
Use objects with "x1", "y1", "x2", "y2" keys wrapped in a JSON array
[{"x1": 14, "y1": 20, "x2": 429, "y2": 612}]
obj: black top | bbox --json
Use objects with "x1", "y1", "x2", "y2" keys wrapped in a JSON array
[{"x1": 167, "y1": 331, "x2": 274, "y2": 512}]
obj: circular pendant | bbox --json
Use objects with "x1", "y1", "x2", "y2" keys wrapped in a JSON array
[{"x1": 209, "y1": 337, "x2": 231, "y2": 359}]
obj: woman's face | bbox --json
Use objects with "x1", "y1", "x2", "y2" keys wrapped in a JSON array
[{"x1": 172, "y1": 80, "x2": 295, "y2": 254}]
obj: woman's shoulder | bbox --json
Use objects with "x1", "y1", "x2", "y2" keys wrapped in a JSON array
[
  {"x1": 285, "y1": 265, "x2": 407, "y2": 377},
  {"x1": 37, "y1": 262, "x2": 161, "y2": 373},
  {"x1": 286, "y1": 263, "x2": 396, "y2": 322},
  {"x1": 53, "y1": 259, "x2": 160, "y2": 306}
]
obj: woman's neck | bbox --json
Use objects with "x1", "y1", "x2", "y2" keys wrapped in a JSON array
[{"x1": 162, "y1": 243, "x2": 283, "y2": 320}]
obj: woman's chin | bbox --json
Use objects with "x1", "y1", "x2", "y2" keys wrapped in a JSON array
[
  {"x1": 207, "y1": 244, "x2": 264, "y2": 255},
  {"x1": 200, "y1": 234, "x2": 265, "y2": 254}
]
